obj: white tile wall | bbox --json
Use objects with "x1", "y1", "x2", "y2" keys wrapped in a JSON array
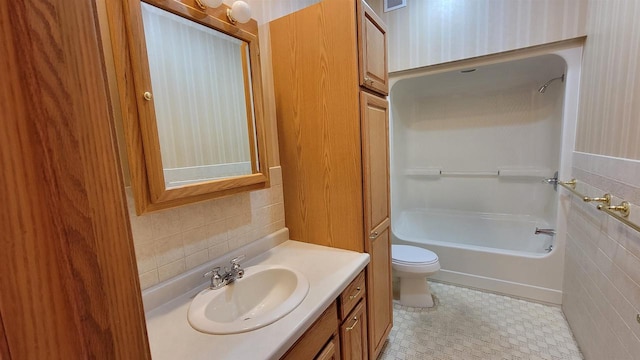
[
  {"x1": 563, "y1": 152, "x2": 640, "y2": 360},
  {"x1": 129, "y1": 167, "x2": 285, "y2": 290}
]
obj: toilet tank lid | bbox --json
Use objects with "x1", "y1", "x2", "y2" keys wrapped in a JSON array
[{"x1": 392, "y1": 244, "x2": 438, "y2": 264}]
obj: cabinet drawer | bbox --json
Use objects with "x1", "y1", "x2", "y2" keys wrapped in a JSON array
[
  {"x1": 338, "y1": 271, "x2": 365, "y2": 321},
  {"x1": 281, "y1": 302, "x2": 339, "y2": 360}
]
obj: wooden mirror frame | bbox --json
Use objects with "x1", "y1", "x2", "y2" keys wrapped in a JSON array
[{"x1": 105, "y1": 0, "x2": 269, "y2": 214}]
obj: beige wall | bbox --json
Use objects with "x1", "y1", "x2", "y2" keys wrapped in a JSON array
[
  {"x1": 130, "y1": 1, "x2": 319, "y2": 290},
  {"x1": 575, "y1": 0, "x2": 640, "y2": 160},
  {"x1": 374, "y1": 0, "x2": 587, "y2": 73}
]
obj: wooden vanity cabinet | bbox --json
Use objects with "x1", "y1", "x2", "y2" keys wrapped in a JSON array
[
  {"x1": 270, "y1": 0, "x2": 392, "y2": 358},
  {"x1": 282, "y1": 271, "x2": 368, "y2": 360}
]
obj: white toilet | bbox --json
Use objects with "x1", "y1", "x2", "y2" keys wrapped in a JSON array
[{"x1": 391, "y1": 244, "x2": 440, "y2": 308}]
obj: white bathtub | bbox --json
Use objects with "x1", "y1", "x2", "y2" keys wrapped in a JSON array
[
  {"x1": 394, "y1": 209, "x2": 553, "y2": 256},
  {"x1": 393, "y1": 209, "x2": 564, "y2": 304},
  {"x1": 389, "y1": 43, "x2": 584, "y2": 304}
]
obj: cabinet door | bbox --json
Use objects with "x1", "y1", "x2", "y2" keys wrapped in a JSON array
[
  {"x1": 316, "y1": 337, "x2": 340, "y2": 360},
  {"x1": 360, "y1": 92, "x2": 390, "y2": 234},
  {"x1": 360, "y1": 91, "x2": 392, "y2": 359},
  {"x1": 357, "y1": 0, "x2": 388, "y2": 95},
  {"x1": 340, "y1": 301, "x2": 368, "y2": 360},
  {"x1": 367, "y1": 228, "x2": 392, "y2": 359},
  {"x1": 282, "y1": 303, "x2": 339, "y2": 360}
]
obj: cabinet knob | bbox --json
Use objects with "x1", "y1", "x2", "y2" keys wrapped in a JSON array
[
  {"x1": 364, "y1": 77, "x2": 374, "y2": 85},
  {"x1": 369, "y1": 231, "x2": 379, "y2": 240},
  {"x1": 143, "y1": 91, "x2": 153, "y2": 101}
]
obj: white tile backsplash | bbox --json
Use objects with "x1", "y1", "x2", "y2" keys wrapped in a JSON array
[{"x1": 129, "y1": 167, "x2": 286, "y2": 289}]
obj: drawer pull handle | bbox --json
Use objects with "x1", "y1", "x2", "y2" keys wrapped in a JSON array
[
  {"x1": 369, "y1": 231, "x2": 379, "y2": 239},
  {"x1": 346, "y1": 316, "x2": 359, "y2": 331},
  {"x1": 348, "y1": 286, "x2": 361, "y2": 300}
]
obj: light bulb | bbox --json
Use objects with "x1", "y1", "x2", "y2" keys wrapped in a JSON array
[{"x1": 228, "y1": 1, "x2": 251, "y2": 24}]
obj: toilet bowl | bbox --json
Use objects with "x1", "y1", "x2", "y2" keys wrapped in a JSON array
[{"x1": 391, "y1": 244, "x2": 440, "y2": 308}]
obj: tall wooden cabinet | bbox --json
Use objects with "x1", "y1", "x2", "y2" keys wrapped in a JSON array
[{"x1": 270, "y1": 0, "x2": 391, "y2": 358}]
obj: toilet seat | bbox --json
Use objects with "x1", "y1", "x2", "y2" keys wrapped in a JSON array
[
  {"x1": 392, "y1": 245, "x2": 438, "y2": 264},
  {"x1": 391, "y1": 245, "x2": 440, "y2": 274}
]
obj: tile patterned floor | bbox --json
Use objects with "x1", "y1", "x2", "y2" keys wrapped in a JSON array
[{"x1": 380, "y1": 282, "x2": 583, "y2": 360}]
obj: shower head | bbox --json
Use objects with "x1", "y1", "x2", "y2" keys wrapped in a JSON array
[{"x1": 538, "y1": 74, "x2": 565, "y2": 93}]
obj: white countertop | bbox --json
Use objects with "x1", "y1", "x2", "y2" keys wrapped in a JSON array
[{"x1": 144, "y1": 239, "x2": 369, "y2": 360}]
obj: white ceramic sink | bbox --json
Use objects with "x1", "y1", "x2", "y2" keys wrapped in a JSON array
[{"x1": 187, "y1": 264, "x2": 310, "y2": 334}]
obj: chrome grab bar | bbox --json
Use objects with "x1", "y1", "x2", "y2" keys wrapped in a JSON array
[{"x1": 535, "y1": 228, "x2": 555, "y2": 236}]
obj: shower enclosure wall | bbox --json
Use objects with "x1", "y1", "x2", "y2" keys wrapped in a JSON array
[{"x1": 390, "y1": 45, "x2": 582, "y2": 304}]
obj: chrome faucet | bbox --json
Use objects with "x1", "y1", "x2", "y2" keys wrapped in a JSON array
[
  {"x1": 535, "y1": 227, "x2": 556, "y2": 236},
  {"x1": 203, "y1": 255, "x2": 245, "y2": 290}
]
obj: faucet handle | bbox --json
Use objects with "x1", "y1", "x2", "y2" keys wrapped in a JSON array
[
  {"x1": 231, "y1": 255, "x2": 245, "y2": 265},
  {"x1": 204, "y1": 267, "x2": 226, "y2": 289},
  {"x1": 203, "y1": 267, "x2": 221, "y2": 278},
  {"x1": 230, "y1": 256, "x2": 245, "y2": 279}
]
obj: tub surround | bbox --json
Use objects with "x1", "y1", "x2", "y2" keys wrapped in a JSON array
[
  {"x1": 142, "y1": 229, "x2": 369, "y2": 360},
  {"x1": 389, "y1": 44, "x2": 583, "y2": 304}
]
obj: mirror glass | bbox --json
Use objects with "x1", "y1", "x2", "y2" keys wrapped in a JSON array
[{"x1": 141, "y1": 3, "x2": 258, "y2": 189}]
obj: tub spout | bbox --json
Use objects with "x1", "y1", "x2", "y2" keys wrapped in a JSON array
[{"x1": 535, "y1": 227, "x2": 555, "y2": 236}]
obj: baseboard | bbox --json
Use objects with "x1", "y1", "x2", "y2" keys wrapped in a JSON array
[{"x1": 431, "y1": 269, "x2": 563, "y2": 305}]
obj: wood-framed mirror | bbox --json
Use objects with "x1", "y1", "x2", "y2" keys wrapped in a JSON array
[{"x1": 105, "y1": 0, "x2": 269, "y2": 214}]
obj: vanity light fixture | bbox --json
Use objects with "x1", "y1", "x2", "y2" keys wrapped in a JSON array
[
  {"x1": 194, "y1": 0, "x2": 223, "y2": 10},
  {"x1": 227, "y1": 1, "x2": 251, "y2": 24}
]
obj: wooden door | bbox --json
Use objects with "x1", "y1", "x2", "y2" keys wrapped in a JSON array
[
  {"x1": 340, "y1": 301, "x2": 368, "y2": 360},
  {"x1": 0, "y1": 0, "x2": 150, "y2": 358},
  {"x1": 357, "y1": 0, "x2": 388, "y2": 95},
  {"x1": 360, "y1": 91, "x2": 392, "y2": 359}
]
